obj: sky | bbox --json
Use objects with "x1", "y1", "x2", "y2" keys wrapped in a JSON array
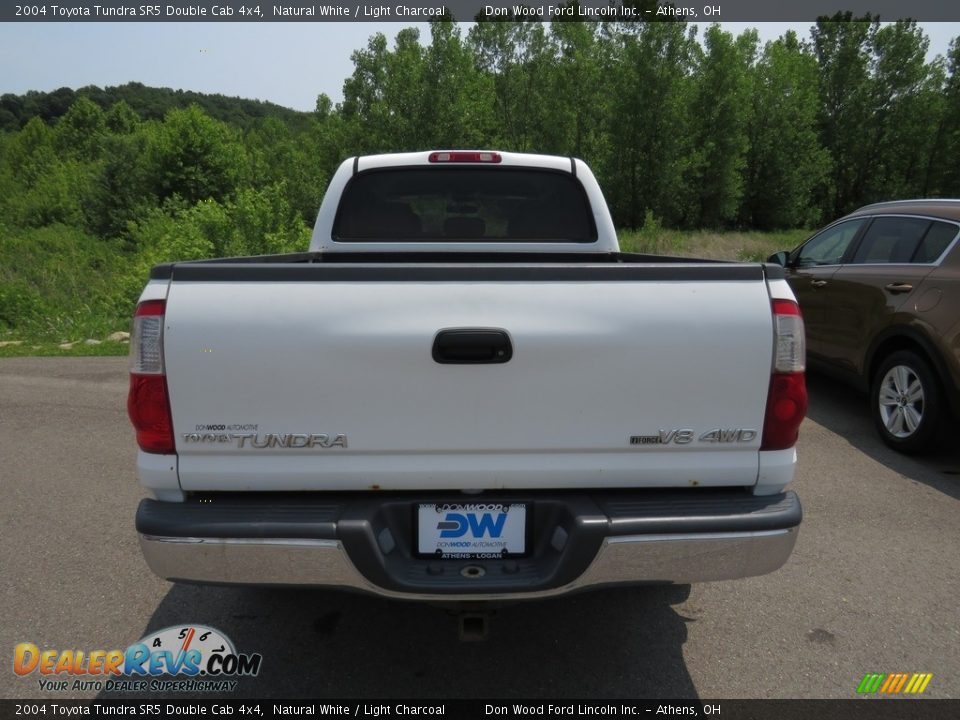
[{"x1": 1, "y1": 21, "x2": 957, "y2": 112}]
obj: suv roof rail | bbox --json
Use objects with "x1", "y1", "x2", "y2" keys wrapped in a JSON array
[{"x1": 854, "y1": 198, "x2": 960, "y2": 212}]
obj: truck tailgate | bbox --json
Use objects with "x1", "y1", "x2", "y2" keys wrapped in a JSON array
[{"x1": 162, "y1": 265, "x2": 774, "y2": 491}]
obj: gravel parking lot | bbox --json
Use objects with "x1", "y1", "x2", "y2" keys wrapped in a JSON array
[{"x1": 1, "y1": 357, "x2": 958, "y2": 700}]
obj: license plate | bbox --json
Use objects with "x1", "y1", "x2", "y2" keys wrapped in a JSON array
[{"x1": 416, "y1": 502, "x2": 528, "y2": 559}]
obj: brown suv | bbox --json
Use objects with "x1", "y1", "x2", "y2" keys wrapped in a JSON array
[{"x1": 769, "y1": 200, "x2": 960, "y2": 453}]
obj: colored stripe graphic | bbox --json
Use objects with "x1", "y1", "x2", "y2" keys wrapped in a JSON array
[
  {"x1": 880, "y1": 674, "x2": 898, "y2": 693},
  {"x1": 905, "y1": 674, "x2": 933, "y2": 694},
  {"x1": 892, "y1": 674, "x2": 909, "y2": 693},
  {"x1": 857, "y1": 672, "x2": 932, "y2": 694},
  {"x1": 857, "y1": 673, "x2": 885, "y2": 693}
]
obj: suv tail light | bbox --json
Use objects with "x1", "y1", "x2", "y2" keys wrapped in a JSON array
[
  {"x1": 127, "y1": 299, "x2": 174, "y2": 454},
  {"x1": 761, "y1": 299, "x2": 808, "y2": 450}
]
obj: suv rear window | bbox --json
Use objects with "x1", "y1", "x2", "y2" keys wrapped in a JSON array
[
  {"x1": 850, "y1": 216, "x2": 960, "y2": 264},
  {"x1": 333, "y1": 168, "x2": 596, "y2": 242},
  {"x1": 851, "y1": 217, "x2": 930, "y2": 264},
  {"x1": 914, "y1": 221, "x2": 959, "y2": 263}
]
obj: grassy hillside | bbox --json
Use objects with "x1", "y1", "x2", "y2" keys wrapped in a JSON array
[{"x1": 0, "y1": 224, "x2": 126, "y2": 335}]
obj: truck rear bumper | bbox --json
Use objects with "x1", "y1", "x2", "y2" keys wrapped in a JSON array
[{"x1": 136, "y1": 490, "x2": 801, "y2": 601}]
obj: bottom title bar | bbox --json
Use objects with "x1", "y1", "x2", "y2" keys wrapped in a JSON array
[{"x1": 2, "y1": 700, "x2": 960, "y2": 720}]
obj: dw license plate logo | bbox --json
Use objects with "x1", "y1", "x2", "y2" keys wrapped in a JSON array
[{"x1": 418, "y1": 503, "x2": 527, "y2": 559}]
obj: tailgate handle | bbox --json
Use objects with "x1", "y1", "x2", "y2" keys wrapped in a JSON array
[{"x1": 432, "y1": 329, "x2": 513, "y2": 364}]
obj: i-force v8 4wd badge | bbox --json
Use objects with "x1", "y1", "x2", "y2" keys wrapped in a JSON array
[{"x1": 630, "y1": 429, "x2": 758, "y2": 445}]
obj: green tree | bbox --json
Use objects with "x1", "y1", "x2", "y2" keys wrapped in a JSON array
[
  {"x1": 741, "y1": 32, "x2": 828, "y2": 228},
  {"x1": 600, "y1": 21, "x2": 698, "y2": 228},
  {"x1": 5, "y1": 116, "x2": 57, "y2": 184},
  {"x1": 105, "y1": 100, "x2": 141, "y2": 134},
  {"x1": 145, "y1": 105, "x2": 245, "y2": 205},
  {"x1": 812, "y1": 14, "x2": 879, "y2": 216},
  {"x1": 245, "y1": 117, "x2": 327, "y2": 223},
  {"x1": 54, "y1": 96, "x2": 107, "y2": 161},
  {"x1": 468, "y1": 20, "x2": 555, "y2": 151},
  {"x1": 2, "y1": 116, "x2": 92, "y2": 228},
  {"x1": 863, "y1": 21, "x2": 943, "y2": 200},
  {"x1": 422, "y1": 20, "x2": 496, "y2": 148},
  {"x1": 224, "y1": 183, "x2": 311, "y2": 256},
  {"x1": 87, "y1": 128, "x2": 155, "y2": 239},
  {"x1": 687, "y1": 25, "x2": 757, "y2": 227},
  {"x1": 548, "y1": 17, "x2": 607, "y2": 159},
  {"x1": 930, "y1": 38, "x2": 960, "y2": 195},
  {"x1": 340, "y1": 29, "x2": 428, "y2": 152}
]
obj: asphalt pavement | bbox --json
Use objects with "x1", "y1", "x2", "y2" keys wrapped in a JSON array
[{"x1": 1, "y1": 357, "x2": 958, "y2": 700}]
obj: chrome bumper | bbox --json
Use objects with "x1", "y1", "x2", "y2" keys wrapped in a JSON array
[{"x1": 139, "y1": 527, "x2": 798, "y2": 601}]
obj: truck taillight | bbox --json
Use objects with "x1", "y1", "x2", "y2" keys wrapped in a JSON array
[
  {"x1": 128, "y1": 299, "x2": 174, "y2": 454},
  {"x1": 130, "y1": 300, "x2": 165, "y2": 374},
  {"x1": 761, "y1": 299, "x2": 808, "y2": 451},
  {"x1": 428, "y1": 151, "x2": 502, "y2": 163}
]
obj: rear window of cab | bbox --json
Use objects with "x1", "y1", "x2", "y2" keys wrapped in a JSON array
[{"x1": 333, "y1": 168, "x2": 597, "y2": 242}]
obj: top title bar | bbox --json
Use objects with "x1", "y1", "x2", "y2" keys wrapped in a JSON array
[{"x1": 3, "y1": 1, "x2": 960, "y2": 22}]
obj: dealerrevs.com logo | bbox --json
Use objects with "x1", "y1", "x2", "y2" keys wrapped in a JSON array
[{"x1": 13, "y1": 625, "x2": 262, "y2": 693}]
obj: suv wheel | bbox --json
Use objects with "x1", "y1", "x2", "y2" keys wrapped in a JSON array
[{"x1": 871, "y1": 350, "x2": 943, "y2": 454}]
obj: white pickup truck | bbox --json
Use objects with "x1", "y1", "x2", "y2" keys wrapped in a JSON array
[{"x1": 128, "y1": 150, "x2": 806, "y2": 605}]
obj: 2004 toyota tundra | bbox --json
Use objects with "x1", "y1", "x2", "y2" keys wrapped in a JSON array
[{"x1": 128, "y1": 150, "x2": 806, "y2": 603}]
